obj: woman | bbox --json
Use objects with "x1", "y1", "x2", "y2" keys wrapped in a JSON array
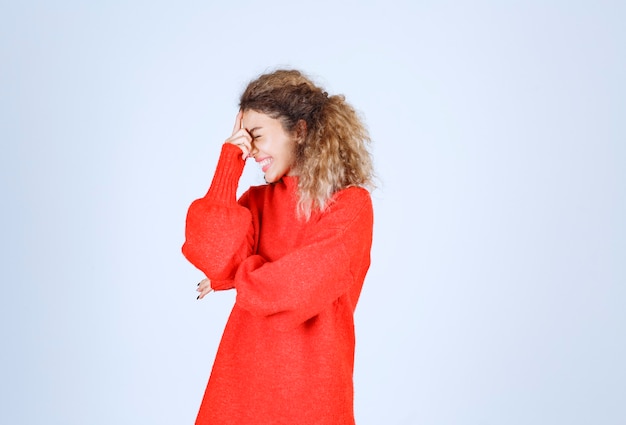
[{"x1": 182, "y1": 69, "x2": 374, "y2": 424}]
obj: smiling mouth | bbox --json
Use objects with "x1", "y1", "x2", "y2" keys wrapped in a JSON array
[{"x1": 258, "y1": 158, "x2": 273, "y2": 172}]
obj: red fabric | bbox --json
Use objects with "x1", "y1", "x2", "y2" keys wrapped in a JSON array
[{"x1": 182, "y1": 143, "x2": 373, "y2": 425}]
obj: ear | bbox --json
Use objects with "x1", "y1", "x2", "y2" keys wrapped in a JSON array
[{"x1": 295, "y1": 119, "x2": 307, "y2": 142}]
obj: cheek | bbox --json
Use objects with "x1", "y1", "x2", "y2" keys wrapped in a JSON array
[{"x1": 284, "y1": 140, "x2": 297, "y2": 158}]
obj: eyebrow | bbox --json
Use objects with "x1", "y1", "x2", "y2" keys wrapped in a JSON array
[{"x1": 248, "y1": 127, "x2": 262, "y2": 137}]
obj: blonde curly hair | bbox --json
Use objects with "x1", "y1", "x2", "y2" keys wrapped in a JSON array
[{"x1": 240, "y1": 69, "x2": 374, "y2": 218}]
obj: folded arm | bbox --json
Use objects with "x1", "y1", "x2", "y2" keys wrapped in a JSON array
[{"x1": 234, "y1": 189, "x2": 373, "y2": 330}]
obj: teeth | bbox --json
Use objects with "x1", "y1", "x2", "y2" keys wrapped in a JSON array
[{"x1": 260, "y1": 158, "x2": 272, "y2": 167}]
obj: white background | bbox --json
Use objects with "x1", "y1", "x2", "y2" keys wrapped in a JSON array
[{"x1": 1, "y1": 1, "x2": 624, "y2": 424}]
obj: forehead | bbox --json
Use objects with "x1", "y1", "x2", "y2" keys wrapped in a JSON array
[{"x1": 242, "y1": 110, "x2": 282, "y2": 131}]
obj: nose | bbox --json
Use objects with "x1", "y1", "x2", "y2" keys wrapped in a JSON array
[{"x1": 249, "y1": 143, "x2": 259, "y2": 158}]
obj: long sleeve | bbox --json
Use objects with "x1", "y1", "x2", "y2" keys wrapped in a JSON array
[
  {"x1": 233, "y1": 187, "x2": 373, "y2": 330},
  {"x1": 181, "y1": 143, "x2": 255, "y2": 283}
]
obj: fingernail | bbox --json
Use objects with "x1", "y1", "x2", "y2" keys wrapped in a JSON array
[
  {"x1": 196, "y1": 295, "x2": 200, "y2": 300},
  {"x1": 197, "y1": 282, "x2": 200, "y2": 286}
]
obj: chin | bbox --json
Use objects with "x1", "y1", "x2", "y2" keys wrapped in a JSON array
[
  {"x1": 264, "y1": 172, "x2": 286, "y2": 184},
  {"x1": 263, "y1": 167, "x2": 290, "y2": 184}
]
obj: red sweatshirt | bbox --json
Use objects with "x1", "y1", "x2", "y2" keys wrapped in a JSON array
[{"x1": 182, "y1": 143, "x2": 373, "y2": 425}]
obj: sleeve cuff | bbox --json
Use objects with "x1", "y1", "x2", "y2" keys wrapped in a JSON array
[{"x1": 205, "y1": 143, "x2": 246, "y2": 204}]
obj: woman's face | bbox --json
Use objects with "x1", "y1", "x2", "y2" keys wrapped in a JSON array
[{"x1": 243, "y1": 109, "x2": 297, "y2": 183}]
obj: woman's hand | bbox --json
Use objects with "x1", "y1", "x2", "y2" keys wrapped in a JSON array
[
  {"x1": 196, "y1": 278, "x2": 213, "y2": 300},
  {"x1": 224, "y1": 110, "x2": 253, "y2": 160}
]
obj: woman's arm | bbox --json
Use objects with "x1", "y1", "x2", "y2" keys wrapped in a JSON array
[
  {"x1": 182, "y1": 143, "x2": 256, "y2": 284},
  {"x1": 182, "y1": 112, "x2": 261, "y2": 285}
]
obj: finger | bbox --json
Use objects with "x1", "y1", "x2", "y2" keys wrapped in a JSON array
[
  {"x1": 231, "y1": 110, "x2": 243, "y2": 134},
  {"x1": 197, "y1": 278, "x2": 210, "y2": 291},
  {"x1": 197, "y1": 285, "x2": 213, "y2": 299},
  {"x1": 197, "y1": 278, "x2": 209, "y2": 292},
  {"x1": 226, "y1": 129, "x2": 252, "y2": 146},
  {"x1": 196, "y1": 278, "x2": 213, "y2": 299},
  {"x1": 226, "y1": 130, "x2": 253, "y2": 159}
]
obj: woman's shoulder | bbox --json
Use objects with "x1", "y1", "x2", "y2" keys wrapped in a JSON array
[
  {"x1": 311, "y1": 186, "x2": 373, "y2": 232},
  {"x1": 319, "y1": 186, "x2": 372, "y2": 222},
  {"x1": 333, "y1": 185, "x2": 372, "y2": 206}
]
